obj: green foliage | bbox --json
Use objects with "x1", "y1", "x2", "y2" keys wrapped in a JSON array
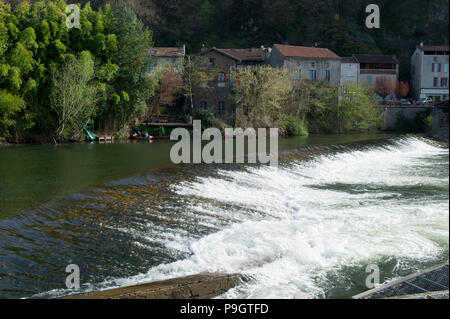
[
  {"x1": 193, "y1": 108, "x2": 215, "y2": 128},
  {"x1": 0, "y1": 89, "x2": 25, "y2": 138},
  {"x1": 234, "y1": 68, "x2": 380, "y2": 135},
  {"x1": 234, "y1": 65, "x2": 293, "y2": 128},
  {"x1": 276, "y1": 114, "x2": 308, "y2": 136},
  {"x1": 0, "y1": 0, "x2": 156, "y2": 142}
]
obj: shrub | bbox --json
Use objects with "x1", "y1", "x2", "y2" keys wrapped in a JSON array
[
  {"x1": 193, "y1": 108, "x2": 215, "y2": 128},
  {"x1": 276, "y1": 114, "x2": 308, "y2": 136}
]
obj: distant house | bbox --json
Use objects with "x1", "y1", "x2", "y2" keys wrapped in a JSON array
[
  {"x1": 353, "y1": 54, "x2": 399, "y2": 85},
  {"x1": 269, "y1": 44, "x2": 341, "y2": 86},
  {"x1": 195, "y1": 47, "x2": 267, "y2": 120},
  {"x1": 147, "y1": 46, "x2": 186, "y2": 71},
  {"x1": 340, "y1": 56, "x2": 360, "y2": 86},
  {"x1": 411, "y1": 44, "x2": 449, "y2": 102}
]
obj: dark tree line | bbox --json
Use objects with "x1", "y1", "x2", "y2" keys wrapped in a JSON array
[{"x1": 4, "y1": 0, "x2": 449, "y2": 81}]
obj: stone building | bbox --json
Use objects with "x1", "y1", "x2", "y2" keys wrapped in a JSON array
[
  {"x1": 194, "y1": 47, "x2": 267, "y2": 122},
  {"x1": 268, "y1": 44, "x2": 341, "y2": 86},
  {"x1": 411, "y1": 44, "x2": 449, "y2": 102},
  {"x1": 147, "y1": 46, "x2": 186, "y2": 71}
]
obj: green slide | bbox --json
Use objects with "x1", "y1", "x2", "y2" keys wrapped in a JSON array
[{"x1": 83, "y1": 127, "x2": 96, "y2": 140}]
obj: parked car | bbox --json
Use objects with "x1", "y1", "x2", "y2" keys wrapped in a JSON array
[
  {"x1": 417, "y1": 97, "x2": 433, "y2": 105},
  {"x1": 400, "y1": 99, "x2": 411, "y2": 105}
]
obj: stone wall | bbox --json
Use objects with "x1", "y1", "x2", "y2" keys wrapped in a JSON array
[{"x1": 380, "y1": 106, "x2": 432, "y2": 130}]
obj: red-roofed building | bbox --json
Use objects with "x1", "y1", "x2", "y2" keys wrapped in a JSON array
[{"x1": 269, "y1": 44, "x2": 341, "y2": 85}]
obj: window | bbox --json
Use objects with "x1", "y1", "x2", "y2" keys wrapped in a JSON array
[
  {"x1": 325, "y1": 70, "x2": 331, "y2": 82},
  {"x1": 433, "y1": 77, "x2": 438, "y2": 87},
  {"x1": 432, "y1": 63, "x2": 441, "y2": 72},
  {"x1": 147, "y1": 64, "x2": 152, "y2": 72},
  {"x1": 367, "y1": 76, "x2": 373, "y2": 84},
  {"x1": 309, "y1": 70, "x2": 316, "y2": 80},
  {"x1": 209, "y1": 58, "x2": 215, "y2": 68},
  {"x1": 311, "y1": 62, "x2": 315, "y2": 68},
  {"x1": 199, "y1": 82, "x2": 207, "y2": 87},
  {"x1": 218, "y1": 101, "x2": 225, "y2": 114},
  {"x1": 217, "y1": 72, "x2": 225, "y2": 87},
  {"x1": 200, "y1": 101, "x2": 207, "y2": 109},
  {"x1": 445, "y1": 64, "x2": 449, "y2": 73},
  {"x1": 441, "y1": 78, "x2": 448, "y2": 87},
  {"x1": 325, "y1": 62, "x2": 330, "y2": 68}
]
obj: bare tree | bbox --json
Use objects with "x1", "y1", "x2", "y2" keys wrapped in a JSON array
[
  {"x1": 50, "y1": 52, "x2": 100, "y2": 140},
  {"x1": 373, "y1": 76, "x2": 396, "y2": 98}
]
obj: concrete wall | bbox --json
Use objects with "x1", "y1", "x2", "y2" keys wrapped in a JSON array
[
  {"x1": 432, "y1": 107, "x2": 449, "y2": 142},
  {"x1": 380, "y1": 106, "x2": 432, "y2": 130}
]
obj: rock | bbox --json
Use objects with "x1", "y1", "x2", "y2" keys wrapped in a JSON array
[{"x1": 66, "y1": 273, "x2": 243, "y2": 299}]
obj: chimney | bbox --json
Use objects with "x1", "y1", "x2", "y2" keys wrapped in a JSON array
[
  {"x1": 183, "y1": 44, "x2": 186, "y2": 55},
  {"x1": 201, "y1": 44, "x2": 207, "y2": 54},
  {"x1": 420, "y1": 42, "x2": 424, "y2": 47}
]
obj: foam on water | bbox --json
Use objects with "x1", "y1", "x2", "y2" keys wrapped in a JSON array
[{"x1": 34, "y1": 137, "x2": 449, "y2": 299}]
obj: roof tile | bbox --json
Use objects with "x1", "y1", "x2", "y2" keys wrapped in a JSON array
[{"x1": 273, "y1": 44, "x2": 340, "y2": 59}]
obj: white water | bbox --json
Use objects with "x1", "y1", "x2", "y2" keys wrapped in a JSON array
[{"x1": 36, "y1": 137, "x2": 449, "y2": 299}]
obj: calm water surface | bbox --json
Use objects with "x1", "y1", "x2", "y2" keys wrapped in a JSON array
[{"x1": 0, "y1": 134, "x2": 448, "y2": 298}]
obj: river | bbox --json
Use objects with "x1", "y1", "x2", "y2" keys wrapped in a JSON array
[{"x1": 0, "y1": 134, "x2": 448, "y2": 298}]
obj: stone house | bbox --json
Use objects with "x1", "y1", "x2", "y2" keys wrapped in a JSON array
[
  {"x1": 268, "y1": 44, "x2": 341, "y2": 86},
  {"x1": 340, "y1": 56, "x2": 360, "y2": 86},
  {"x1": 411, "y1": 44, "x2": 449, "y2": 102},
  {"x1": 147, "y1": 46, "x2": 186, "y2": 71},
  {"x1": 353, "y1": 54, "x2": 399, "y2": 85},
  {"x1": 194, "y1": 47, "x2": 267, "y2": 122}
]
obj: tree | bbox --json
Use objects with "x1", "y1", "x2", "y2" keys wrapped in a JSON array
[
  {"x1": 233, "y1": 65, "x2": 293, "y2": 128},
  {"x1": 50, "y1": 51, "x2": 100, "y2": 140},
  {"x1": 373, "y1": 76, "x2": 397, "y2": 98},
  {"x1": 181, "y1": 55, "x2": 214, "y2": 112},
  {"x1": 339, "y1": 84, "x2": 381, "y2": 132},
  {"x1": 397, "y1": 81, "x2": 410, "y2": 98},
  {"x1": 0, "y1": 89, "x2": 25, "y2": 140}
]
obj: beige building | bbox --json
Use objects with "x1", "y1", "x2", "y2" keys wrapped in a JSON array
[
  {"x1": 268, "y1": 44, "x2": 341, "y2": 86},
  {"x1": 411, "y1": 44, "x2": 449, "y2": 101}
]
